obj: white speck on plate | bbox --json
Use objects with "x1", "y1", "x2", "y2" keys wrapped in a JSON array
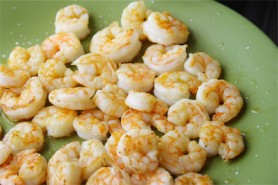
[
  {"x1": 234, "y1": 80, "x2": 238, "y2": 84},
  {"x1": 216, "y1": 11, "x2": 222, "y2": 15},
  {"x1": 15, "y1": 41, "x2": 19, "y2": 45},
  {"x1": 251, "y1": 109, "x2": 258, "y2": 114},
  {"x1": 189, "y1": 18, "x2": 193, "y2": 22},
  {"x1": 2, "y1": 55, "x2": 6, "y2": 58},
  {"x1": 246, "y1": 46, "x2": 250, "y2": 50},
  {"x1": 99, "y1": 15, "x2": 103, "y2": 18},
  {"x1": 256, "y1": 125, "x2": 260, "y2": 128},
  {"x1": 17, "y1": 23, "x2": 21, "y2": 26},
  {"x1": 27, "y1": 41, "x2": 33, "y2": 45},
  {"x1": 235, "y1": 171, "x2": 239, "y2": 175},
  {"x1": 254, "y1": 154, "x2": 259, "y2": 158},
  {"x1": 12, "y1": 6, "x2": 16, "y2": 10},
  {"x1": 151, "y1": 0, "x2": 155, "y2": 3},
  {"x1": 45, "y1": 32, "x2": 49, "y2": 35},
  {"x1": 265, "y1": 91, "x2": 269, "y2": 95},
  {"x1": 256, "y1": 66, "x2": 259, "y2": 71},
  {"x1": 10, "y1": 31, "x2": 14, "y2": 35}
]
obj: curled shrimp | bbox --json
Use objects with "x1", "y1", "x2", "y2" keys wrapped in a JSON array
[
  {"x1": 49, "y1": 87, "x2": 96, "y2": 110},
  {"x1": 154, "y1": 71, "x2": 202, "y2": 106},
  {"x1": 7, "y1": 45, "x2": 45, "y2": 76},
  {"x1": 199, "y1": 121, "x2": 244, "y2": 160},
  {"x1": 0, "y1": 65, "x2": 30, "y2": 88},
  {"x1": 90, "y1": 22, "x2": 142, "y2": 64},
  {"x1": 196, "y1": 79, "x2": 243, "y2": 122},
  {"x1": 41, "y1": 32, "x2": 85, "y2": 63},
  {"x1": 0, "y1": 77, "x2": 47, "y2": 121},
  {"x1": 143, "y1": 12, "x2": 189, "y2": 45},
  {"x1": 175, "y1": 172, "x2": 213, "y2": 185},
  {"x1": 0, "y1": 141, "x2": 11, "y2": 165},
  {"x1": 32, "y1": 105, "x2": 78, "y2": 138},
  {"x1": 121, "y1": 1, "x2": 152, "y2": 40},
  {"x1": 143, "y1": 44, "x2": 187, "y2": 76},
  {"x1": 55, "y1": 4, "x2": 90, "y2": 39},
  {"x1": 94, "y1": 84, "x2": 128, "y2": 118},
  {"x1": 47, "y1": 142, "x2": 82, "y2": 185},
  {"x1": 79, "y1": 139, "x2": 110, "y2": 181},
  {"x1": 117, "y1": 129, "x2": 160, "y2": 173},
  {"x1": 125, "y1": 91, "x2": 168, "y2": 114},
  {"x1": 184, "y1": 52, "x2": 221, "y2": 82},
  {"x1": 86, "y1": 166, "x2": 132, "y2": 185},
  {"x1": 38, "y1": 59, "x2": 77, "y2": 92},
  {"x1": 167, "y1": 99, "x2": 210, "y2": 139},
  {"x1": 158, "y1": 129, "x2": 206, "y2": 175},
  {"x1": 116, "y1": 63, "x2": 155, "y2": 93},
  {"x1": 72, "y1": 53, "x2": 118, "y2": 90}
]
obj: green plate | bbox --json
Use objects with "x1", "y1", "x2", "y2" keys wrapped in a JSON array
[{"x1": 0, "y1": 0, "x2": 277, "y2": 184}]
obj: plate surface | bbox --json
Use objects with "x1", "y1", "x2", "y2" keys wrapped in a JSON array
[{"x1": 0, "y1": 0, "x2": 277, "y2": 184}]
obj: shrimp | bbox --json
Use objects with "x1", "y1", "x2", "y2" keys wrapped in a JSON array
[
  {"x1": 154, "y1": 71, "x2": 202, "y2": 106},
  {"x1": 93, "y1": 84, "x2": 128, "y2": 118},
  {"x1": 0, "y1": 65, "x2": 30, "y2": 88},
  {"x1": 7, "y1": 45, "x2": 45, "y2": 76},
  {"x1": 199, "y1": 121, "x2": 244, "y2": 160},
  {"x1": 0, "y1": 149, "x2": 47, "y2": 185},
  {"x1": 184, "y1": 52, "x2": 221, "y2": 82},
  {"x1": 73, "y1": 110, "x2": 109, "y2": 141},
  {"x1": 125, "y1": 91, "x2": 168, "y2": 114},
  {"x1": 143, "y1": 44, "x2": 187, "y2": 76},
  {"x1": 47, "y1": 142, "x2": 82, "y2": 185},
  {"x1": 2, "y1": 122, "x2": 44, "y2": 153},
  {"x1": 86, "y1": 166, "x2": 132, "y2": 185},
  {"x1": 79, "y1": 139, "x2": 110, "y2": 181},
  {"x1": 143, "y1": 12, "x2": 189, "y2": 45},
  {"x1": 121, "y1": 1, "x2": 152, "y2": 40},
  {"x1": 55, "y1": 4, "x2": 90, "y2": 39},
  {"x1": 49, "y1": 87, "x2": 96, "y2": 110},
  {"x1": 196, "y1": 79, "x2": 243, "y2": 122},
  {"x1": 158, "y1": 129, "x2": 206, "y2": 175},
  {"x1": 32, "y1": 106, "x2": 78, "y2": 138},
  {"x1": 41, "y1": 32, "x2": 85, "y2": 63},
  {"x1": 90, "y1": 22, "x2": 142, "y2": 64},
  {"x1": 72, "y1": 53, "x2": 118, "y2": 90},
  {"x1": 117, "y1": 129, "x2": 160, "y2": 173},
  {"x1": 0, "y1": 141, "x2": 11, "y2": 165},
  {"x1": 116, "y1": 63, "x2": 155, "y2": 93},
  {"x1": 0, "y1": 77, "x2": 47, "y2": 121},
  {"x1": 167, "y1": 99, "x2": 210, "y2": 139},
  {"x1": 175, "y1": 172, "x2": 213, "y2": 185}
]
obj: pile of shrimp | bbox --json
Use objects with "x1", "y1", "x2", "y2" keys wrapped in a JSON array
[{"x1": 0, "y1": 1, "x2": 246, "y2": 184}]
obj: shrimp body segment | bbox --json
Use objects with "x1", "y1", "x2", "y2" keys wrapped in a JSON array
[
  {"x1": 90, "y1": 22, "x2": 142, "y2": 64},
  {"x1": 32, "y1": 106, "x2": 78, "y2": 138},
  {"x1": 116, "y1": 63, "x2": 155, "y2": 93},
  {"x1": 154, "y1": 71, "x2": 202, "y2": 106},
  {"x1": 55, "y1": 4, "x2": 90, "y2": 39},
  {"x1": 0, "y1": 77, "x2": 47, "y2": 122},
  {"x1": 72, "y1": 53, "x2": 118, "y2": 90},
  {"x1": 41, "y1": 32, "x2": 85, "y2": 63},
  {"x1": 49, "y1": 87, "x2": 96, "y2": 110},
  {"x1": 0, "y1": 65, "x2": 30, "y2": 88},
  {"x1": 175, "y1": 172, "x2": 213, "y2": 185},
  {"x1": 184, "y1": 52, "x2": 221, "y2": 82},
  {"x1": 196, "y1": 79, "x2": 243, "y2": 122},
  {"x1": 0, "y1": 141, "x2": 11, "y2": 165},
  {"x1": 38, "y1": 59, "x2": 77, "y2": 93},
  {"x1": 143, "y1": 12, "x2": 189, "y2": 45},
  {"x1": 7, "y1": 45, "x2": 45, "y2": 76}
]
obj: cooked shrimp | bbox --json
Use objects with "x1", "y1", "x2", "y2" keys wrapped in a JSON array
[
  {"x1": 154, "y1": 71, "x2": 202, "y2": 106},
  {"x1": 73, "y1": 110, "x2": 109, "y2": 141},
  {"x1": 175, "y1": 172, "x2": 213, "y2": 185},
  {"x1": 196, "y1": 79, "x2": 243, "y2": 122},
  {"x1": 72, "y1": 53, "x2": 118, "y2": 90},
  {"x1": 125, "y1": 91, "x2": 168, "y2": 114},
  {"x1": 0, "y1": 65, "x2": 30, "y2": 88},
  {"x1": 117, "y1": 129, "x2": 159, "y2": 173},
  {"x1": 0, "y1": 141, "x2": 11, "y2": 165},
  {"x1": 49, "y1": 87, "x2": 96, "y2": 110},
  {"x1": 143, "y1": 12, "x2": 189, "y2": 45},
  {"x1": 184, "y1": 52, "x2": 221, "y2": 82},
  {"x1": 158, "y1": 129, "x2": 206, "y2": 175},
  {"x1": 93, "y1": 84, "x2": 128, "y2": 118},
  {"x1": 32, "y1": 105, "x2": 77, "y2": 138},
  {"x1": 2, "y1": 122, "x2": 44, "y2": 153},
  {"x1": 0, "y1": 77, "x2": 47, "y2": 121},
  {"x1": 7, "y1": 45, "x2": 45, "y2": 76},
  {"x1": 143, "y1": 44, "x2": 187, "y2": 76},
  {"x1": 121, "y1": 1, "x2": 152, "y2": 40},
  {"x1": 167, "y1": 99, "x2": 209, "y2": 138},
  {"x1": 86, "y1": 166, "x2": 132, "y2": 185},
  {"x1": 79, "y1": 139, "x2": 109, "y2": 181},
  {"x1": 90, "y1": 22, "x2": 142, "y2": 64},
  {"x1": 116, "y1": 63, "x2": 155, "y2": 93},
  {"x1": 47, "y1": 142, "x2": 82, "y2": 185},
  {"x1": 41, "y1": 32, "x2": 84, "y2": 63},
  {"x1": 55, "y1": 4, "x2": 90, "y2": 39}
]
